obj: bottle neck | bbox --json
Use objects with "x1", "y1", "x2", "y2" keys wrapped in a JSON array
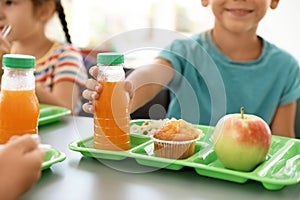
[
  {"x1": 97, "y1": 64, "x2": 125, "y2": 82},
  {"x1": 1, "y1": 67, "x2": 35, "y2": 91}
]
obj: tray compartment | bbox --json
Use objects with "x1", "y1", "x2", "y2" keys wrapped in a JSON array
[
  {"x1": 188, "y1": 142, "x2": 250, "y2": 183},
  {"x1": 131, "y1": 141, "x2": 204, "y2": 170},
  {"x1": 68, "y1": 134, "x2": 151, "y2": 160},
  {"x1": 254, "y1": 138, "x2": 300, "y2": 190}
]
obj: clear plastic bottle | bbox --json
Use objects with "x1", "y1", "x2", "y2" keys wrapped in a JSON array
[
  {"x1": 0, "y1": 54, "x2": 40, "y2": 144},
  {"x1": 94, "y1": 53, "x2": 130, "y2": 150}
]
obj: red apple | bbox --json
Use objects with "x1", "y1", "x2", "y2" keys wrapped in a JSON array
[{"x1": 212, "y1": 107, "x2": 272, "y2": 172}]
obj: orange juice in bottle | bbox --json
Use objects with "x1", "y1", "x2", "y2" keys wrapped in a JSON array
[
  {"x1": 94, "y1": 53, "x2": 130, "y2": 151},
  {"x1": 0, "y1": 54, "x2": 39, "y2": 144}
]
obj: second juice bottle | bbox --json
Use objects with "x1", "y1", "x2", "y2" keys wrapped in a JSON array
[
  {"x1": 0, "y1": 54, "x2": 40, "y2": 144},
  {"x1": 94, "y1": 53, "x2": 130, "y2": 151}
]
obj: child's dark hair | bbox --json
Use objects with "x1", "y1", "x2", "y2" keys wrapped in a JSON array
[{"x1": 33, "y1": 0, "x2": 72, "y2": 44}]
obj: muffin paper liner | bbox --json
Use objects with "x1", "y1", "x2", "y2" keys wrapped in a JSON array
[{"x1": 152, "y1": 136, "x2": 200, "y2": 159}]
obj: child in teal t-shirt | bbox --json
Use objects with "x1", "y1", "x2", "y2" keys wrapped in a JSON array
[
  {"x1": 158, "y1": 30, "x2": 300, "y2": 128},
  {"x1": 82, "y1": 0, "x2": 300, "y2": 138}
]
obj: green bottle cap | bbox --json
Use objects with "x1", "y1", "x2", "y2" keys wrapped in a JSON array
[
  {"x1": 97, "y1": 52, "x2": 124, "y2": 65},
  {"x1": 2, "y1": 54, "x2": 35, "y2": 69}
]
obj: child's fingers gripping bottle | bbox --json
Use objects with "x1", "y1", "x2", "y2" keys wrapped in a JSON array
[
  {"x1": 94, "y1": 53, "x2": 130, "y2": 151},
  {"x1": 0, "y1": 54, "x2": 40, "y2": 144}
]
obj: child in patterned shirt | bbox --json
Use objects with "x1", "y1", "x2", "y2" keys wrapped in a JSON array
[{"x1": 0, "y1": 0, "x2": 88, "y2": 114}]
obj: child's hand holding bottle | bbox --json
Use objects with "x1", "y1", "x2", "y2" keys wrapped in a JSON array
[{"x1": 82, "y1": 65, "x2": 133, "y2": 114}]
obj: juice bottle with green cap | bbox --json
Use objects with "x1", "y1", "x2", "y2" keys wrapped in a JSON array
[
  {"x1": 0, "y1": 54, "x2": 40, "y2": 144},
  {"x1": 94, "y1": 52, "x2": 130, "y2": 151}
]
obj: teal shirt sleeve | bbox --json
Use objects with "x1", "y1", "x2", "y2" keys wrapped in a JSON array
[{"x1": 157, "y1": 39, "x2": 184, "y2": 88}]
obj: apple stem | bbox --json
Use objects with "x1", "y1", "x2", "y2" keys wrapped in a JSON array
[{"x1": 241, "y1": 107, "x2": 245, "y2": 119}]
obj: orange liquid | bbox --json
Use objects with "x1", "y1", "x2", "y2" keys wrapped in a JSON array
[
  {"x1": 0, "y1": 90, "x2": 40, "y2": 144},
  {"x1": 94, "y1": 81, "x2": 130, "y2": 151}
]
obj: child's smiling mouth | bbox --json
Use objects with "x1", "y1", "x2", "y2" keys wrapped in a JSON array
[{"x1": 226, "y1": 8, "x2": 254, "y2": 17}]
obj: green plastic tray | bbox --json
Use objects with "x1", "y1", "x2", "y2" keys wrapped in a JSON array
[
  {"x1": 69, "y1": 120, "x2": 300, "y2": 190},
  {"x1": 38, "y1": 104, "x2": 71, "y2": 126},
  {"x1": 42, "y1": 148, "x2": 66, "y2": 170}
]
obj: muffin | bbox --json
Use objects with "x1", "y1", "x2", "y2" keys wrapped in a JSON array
[{"x1": 153, "y1": 119, "x2": 203, "y2": 159}]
